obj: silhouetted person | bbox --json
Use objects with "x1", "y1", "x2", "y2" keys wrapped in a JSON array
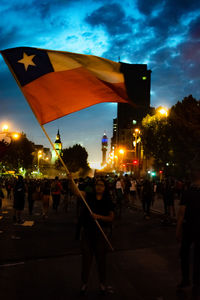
[
  {"x1": 13, "y1": 176, "x2": 25, "y2": 224},
  {"x1": 70, "y1": 176, "x2": 114, "y2": 295},
  {"x1": 51, "y1": 176, "x2": 62, "y2": 212},
  {"x1": 41, "y1": 180, "x2": 51, "y2": 218},
  {"x1": 28, "y1": 180, "x2": 36, "y2": 215},
  {"x1": 142, "y1": 179, "x2": 153, "y2": 219},
  {"x1": 176, "y1": 155, "x2": 200, "y2": 294}
]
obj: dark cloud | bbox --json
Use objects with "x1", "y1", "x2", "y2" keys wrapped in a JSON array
[
  {"x1": 92, "y1": 0, "x2": 200, "y2": 105},
  {"x1": 30, "y1": 0, "x2": 85, "y2": 21},
  {"x1": 136, "y1": 0, "x2": 200, "y2": 47},
  {"x1": 85, "y1": 3, "x2": 133, "y2": 35},
  {"x1": 0, "y1": 26, "x2": 21, "y2": 50},
  {"x1": 148, "y1": 17, "x2": 171, "y2": 37},
  {"x1": 37, "y1": 2, "x2": 51, "y2": 18},
  {"x1": 188, "y1": 18, "x2": 200, "y2": 40},
  {"x1": 137, "y1": 0, "x2": 164, "y2": 16},
  {"x1": 82, "y1": 32, "x2": 93, "y2": 38},
  {"x1": 149, "y1": 47, "x2": 175, "y2": 66},
  {"x1": 35, "y1": 0, "x2": 76, "y2": 18},
  {"x1": 137, "y1": 0, "x2": 199, "y2": 17},
  {"x1": 180, "y1": 41, "x2": 200, "y2": 64}
]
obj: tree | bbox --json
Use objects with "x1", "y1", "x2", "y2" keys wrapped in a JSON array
[
  {"x1": 0, "y1": 133, "x2": 34, "y2": 172},
  {"x1": 142, "y1": 110, "x2": 171, "y2": 170},
  {"x1": 0, "y1": 140, "x2": 10, "y2": 160},
  {"x1": 169, "y1": 95, "x2": 200, "y2": 176},
  {"x1": 56, "y1": 144, "x2": 90, "y2": 175},
  {"x1": 142, "y1": 95, "x2": 200, "y2": 177}
]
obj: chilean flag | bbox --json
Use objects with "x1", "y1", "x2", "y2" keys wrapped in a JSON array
[{"x1": 1, "y1": 47, "x2": 148, "y2": 125}]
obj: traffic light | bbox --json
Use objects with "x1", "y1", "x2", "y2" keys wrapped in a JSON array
[{"x1": 133, "y1": 159, "x2": 138, "y2": 165}]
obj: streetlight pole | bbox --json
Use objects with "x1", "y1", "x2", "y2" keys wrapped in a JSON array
[
  {"x1": 37, "y1": 150, "x2": 42, "y2": 173},
  {"x1": 134, "y1": 128, "x2": 140, "y2": 177},
  {"x1": 118, "y1": 149, "x2": 125, "y2": 172}
]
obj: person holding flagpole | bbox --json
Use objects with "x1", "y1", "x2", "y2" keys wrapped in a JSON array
[{"x1": 69, "y1": 176, "x2": 114, "y2": 295}]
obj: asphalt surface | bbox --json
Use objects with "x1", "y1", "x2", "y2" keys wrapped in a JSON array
[{"x1": 0, "y1": 194, "x2": 199, "y2": 300}]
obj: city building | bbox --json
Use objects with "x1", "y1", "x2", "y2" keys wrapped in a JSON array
[
  {"x1": 111, "y1": 118, "x2": 117, "y2": 152},
  {"x1": 51, "y1": 130, "x2": 63, "y2": 164},
  {"x1": 111, "y1": 63, "x2": 154, "y2": 174},
  {"x1": 101, "y1": 133, "x2": 108, "y2": 166}
]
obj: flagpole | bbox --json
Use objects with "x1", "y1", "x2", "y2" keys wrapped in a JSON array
[{"x1": 0, "y1": 51, "x2": 114, "y2": 252}]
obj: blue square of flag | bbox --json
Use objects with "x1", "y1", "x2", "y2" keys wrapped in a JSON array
[{"x1": 2, "y1": 47, "x2": 54, "y2": 86}]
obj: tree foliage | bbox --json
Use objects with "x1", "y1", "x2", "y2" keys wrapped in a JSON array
[
  {"x1": 0, "y1": 133, "x2": 34, "y2": 171},
  {"x1": 56, "y1": 144, "x2": 90, "y2": 174},
  {"x1": 142, "y1": 95, "x2": 200, "y2": 177}
]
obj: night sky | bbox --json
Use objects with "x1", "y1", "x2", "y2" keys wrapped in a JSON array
[{"x1": 0, "y1": 0, "x2": 200, "y2": 166}]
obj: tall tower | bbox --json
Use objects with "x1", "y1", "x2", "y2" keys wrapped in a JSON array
[
  {"x1": 51, "y1": 130, "x2": 63, "y2": 164},
  {"x1": 101, "y1": 133, "x2": 108, "y2": 166}
]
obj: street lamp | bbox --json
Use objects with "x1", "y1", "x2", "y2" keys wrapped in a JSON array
[
  {"x1": 12, "y1": 133, "x2": 20, "y2": 140},
  {"x1": 2, "y1": 124, "x2": 9, "y2": 132},
  {"x1": 135, "y1": 128, "x2": 140, "y2": 133},
  {"x1": 119, "y1": 149, "x2": 125, "y2": 154},
  {"x1": 157, "y1": 107, "x2": 168, "y2": 117},
  {"x1": 134, "y1": 128, "x2": 140, "y2": 157},
  {"x1": 118, "y1": 148, "x2": 125, "y2": 171},
  {"x1": 134, "y1": 128, "x2": 141, "y2": 177},
  {"x1": 37, "y1": 150, "x2": 43, "y2": 173}
]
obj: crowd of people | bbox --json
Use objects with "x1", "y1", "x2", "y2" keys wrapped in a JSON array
[
  {"x1": 0, "y1": 174, "x2": 191, "y2": 224},
  {"x1": 0, "y1": 171, "x2": 199, "y2": 295}
]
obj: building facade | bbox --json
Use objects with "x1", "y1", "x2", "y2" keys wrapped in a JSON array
[
  {"x1": 101, "y1": 133, "x2": 108, "y2": 166},
  {"x1": 51, "y1": 130, "x2": 63, "y2": 164},
  {"x1": 111, "y1": 63, "x2": 153, "y2": 173}
]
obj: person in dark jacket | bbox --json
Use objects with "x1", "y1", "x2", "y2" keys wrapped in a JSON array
[
  {"x1": 13, "y1": 176, "x2": 25, "y2": 224},
  {"x1": 27, "y1": 180, "x2": 36, "y2": 215},
  {"x1": 51, "y1": 176, "x2": 62, "y2": 212},
  {"x1": 41, "y1": 180, "x2": 51, "y2": 218},
  {"x1": 142, "y1": 179, "x2": 153, "y2": 219},
  {"x1": 70, "y1": 176, "x2": 114, "y2": 295},
  {"x1": 176, "y1": 156, "x2": 200, "y2": 295}
]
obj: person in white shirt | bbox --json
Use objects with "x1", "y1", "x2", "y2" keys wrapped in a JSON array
[{"x1": 115, "y1": 177, "x2": 124, "y2": 218}]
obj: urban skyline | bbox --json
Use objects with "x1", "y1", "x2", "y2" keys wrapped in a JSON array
[{"x1": 0, "y1": 0, "x2": 199, "y2": 165}]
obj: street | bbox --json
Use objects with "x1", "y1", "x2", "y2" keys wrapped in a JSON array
[{"x1": 0, "y1": 195, "x2": 197, "y2": 300}]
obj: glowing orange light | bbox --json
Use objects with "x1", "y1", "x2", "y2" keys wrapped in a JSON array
[
  {"x1": 157, "y1": 108, "x2": 168, "y2": 116},
  {"x1": 2, "y1": 124, "x2": 9, "y2": 132},
  {"x1": 119, "y1": 149, "x2": 125, "y2": 154},
  {"x1": 12, "y1": 133, "x2": 20, "y2": 140}
]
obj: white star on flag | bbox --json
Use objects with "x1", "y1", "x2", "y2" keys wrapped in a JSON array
[{"x1": 18, "y1": 52, "x2": 36, "y2": 71}]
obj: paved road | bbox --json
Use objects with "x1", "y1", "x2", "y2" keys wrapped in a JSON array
[{"x1": 0, "y1": 195, "x2": 198, "y2": 300}]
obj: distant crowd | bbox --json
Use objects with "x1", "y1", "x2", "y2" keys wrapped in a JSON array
[{"x1": 0, "y1": 174, "x2": 191, "y2": 224}]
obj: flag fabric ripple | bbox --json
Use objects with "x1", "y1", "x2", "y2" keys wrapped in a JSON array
[{"x1": 1, "y1": 47, "x2": 131, "y2": 125}]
